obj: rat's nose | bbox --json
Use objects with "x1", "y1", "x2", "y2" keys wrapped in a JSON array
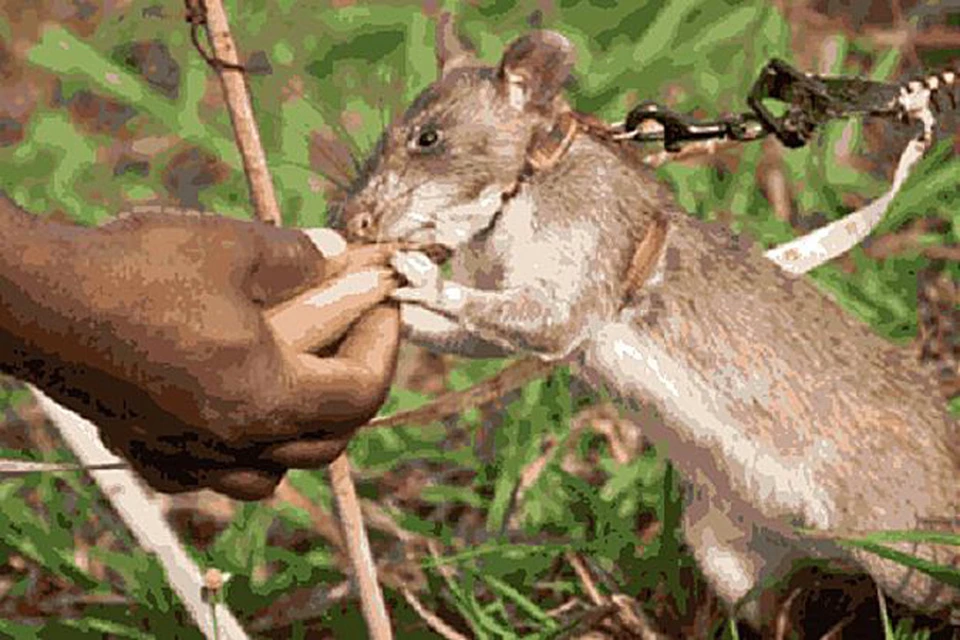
[{"x1": 345, "y1": 210, "x2": 376, "y2": 242}]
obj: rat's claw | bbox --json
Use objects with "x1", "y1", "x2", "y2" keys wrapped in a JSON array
[
  {"x1": 390, "y1": 250, "x2": 444, "y2": 308},
  {"x1": 391, "y1": 250, "x2": 439, "y2": 289}
]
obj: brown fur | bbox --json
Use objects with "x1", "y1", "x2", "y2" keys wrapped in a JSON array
[{"x1": 335, "y1": 30, "x2": 960, "y2": 625}]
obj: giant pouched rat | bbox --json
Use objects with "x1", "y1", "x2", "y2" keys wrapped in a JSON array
[{"x1": 332, "y1": 29, "x2": 959, "y2": 624}]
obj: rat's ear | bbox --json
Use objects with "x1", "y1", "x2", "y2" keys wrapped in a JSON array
[
  {"x1": 498, "y1": 30, "x2": 575, "y2": 111},
  {"x1": 435, "y1": 13, "x2": 478, "y2": 80}
]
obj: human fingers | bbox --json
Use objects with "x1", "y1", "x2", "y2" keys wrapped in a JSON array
[
  {"x1": 323, "y1": 242, "x2": 409, "y2": 276},
  {"x1": 261, "y1": 436, "x2": 349, "y2": 468},
  {"x1": 266, "y1": 268, "x2": 399, "y2": 353},
  {"x1": 201, "y1": 467, "x2": 286, "y2": 501},
  {"x1": 267, "y1": 303, "x2": 401, "y2": 438}
]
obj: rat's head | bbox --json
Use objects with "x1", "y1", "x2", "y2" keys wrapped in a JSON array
[{"x1": 332, "y1": 28, "x2": 576, "y2": 250}]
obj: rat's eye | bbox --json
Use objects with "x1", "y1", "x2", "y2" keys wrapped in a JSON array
[
  {"x1": 411, "y1": 126, "x2": 442, "y2": 151},
  {"x1": 418, "y1": 130, "x2": 439, "y2": 147}
]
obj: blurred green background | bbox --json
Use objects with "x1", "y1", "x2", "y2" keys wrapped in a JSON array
[{"x1": 0, "y1": 1, "x2": 957, "y2": 638}]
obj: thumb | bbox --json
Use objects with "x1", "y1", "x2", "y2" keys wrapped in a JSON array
[
  {"x1": 245, "y1": 226, "x2": 341, "y2": 307},
  {"x1": 265, "y1": 303, "x2": 401, "y2": 438},
  {"x1": 321, "y1": 241, "x2": 408, "y2": 277}
]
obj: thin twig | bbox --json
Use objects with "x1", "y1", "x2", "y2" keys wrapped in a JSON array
[
  {"x1": 368, "y1": 357, "x2": 557, "y2": 429},
  {"x1": 505, "y1": 437, "x2": 558, "y2": 531},
  {"x1": 197, "y1": 0, "x2": 281, "y2": 226},
  {"x1": 197, "y1": 2, "x2": 392, "y2": 638},
  {"x1": 774, "y1": 587, "x2": 803, "y2": 640},
  {"x1": 0, "y1": 458, "x2": 127, "y2": 475},
  {"x1": 609, "y1": 594, "x2": 665, "y2": 640},
  {"x1": 400, "y1": 587, "x2": 470, "y2": 640},
  {"x1": 270, "y1": 480, "x2": 347, "y2": 552},
  {"x1": 31, "y1": 388, "x2": 249, "y2": 639},
  {"x1": 329, "y1": 457, "x2": 393, "y2": 635},
  {"x1": 248, "y1": 580, "x2": 352, "y2": 633},
  {"x1": 566, "y1": 552, "x2": 605, "y2": 606}
]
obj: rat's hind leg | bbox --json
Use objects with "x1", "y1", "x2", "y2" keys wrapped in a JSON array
[{"x1": 682, "y1": 488, "x2": 802, "y2": 625}]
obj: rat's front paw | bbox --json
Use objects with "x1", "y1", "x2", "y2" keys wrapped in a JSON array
[
  {"x1": 392, "y1": 251, "x2": 439, "y2": 291},
  {"x1": 391, "y1": 250, "x2": 466, "y2": 315},
  {"x1": 391, "y1": 250, "x2": 443, "y2": 307}
]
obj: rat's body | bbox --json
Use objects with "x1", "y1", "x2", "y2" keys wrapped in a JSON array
[{"x1": 335, "y1": 31, "x2": 959, "y2": 621}]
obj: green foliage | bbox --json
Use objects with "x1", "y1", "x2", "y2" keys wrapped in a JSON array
[{"x1": 0, "y1": 1, "x2": 957, "y2": 637}]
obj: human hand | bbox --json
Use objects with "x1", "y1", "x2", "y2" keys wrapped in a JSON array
[{"x1": 0, "y1": 207, "x2": 402, "y2": 499}]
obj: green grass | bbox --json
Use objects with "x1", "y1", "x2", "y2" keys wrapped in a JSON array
[{"x1": 0, "y1": 1, "x2": 957, "y2": 637}]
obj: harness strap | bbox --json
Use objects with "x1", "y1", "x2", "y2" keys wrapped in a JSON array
[
  {"x1": 526, "y1": 110, "x2": 580, "y2": 171},
  {"x1": 620, "y1": 216, "x2": 668, "y2": 310},
  {"x1": 521, "y1": 111, "x2": 670, "y2": 306}
]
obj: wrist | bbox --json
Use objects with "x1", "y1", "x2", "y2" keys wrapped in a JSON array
[
  {"x1": 0, "y1": 193, "x2": 66, "y2": 251},
  {"x1": 0, "y1": 195, "x2": 83, "y2": 352}
]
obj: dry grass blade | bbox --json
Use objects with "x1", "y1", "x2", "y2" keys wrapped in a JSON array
[
  {"x1": 567, "y1": 552, "x2": 605, "y2": 606},
  {"x1": 369, "y1": 356, "x2": 557, "y2": 429},
  {"x1": 819, "y1": 613, "x2": 856, "y2": 639},
  {"x1": 30, "y1": 387, "x2": 249, "y2": 640},
  {"x1": 270, "y1": 480, "x2": 346, "y2": 552},
  {"x1": 565, "y1": 552, "x2": 663, "y2": 639},
  {"x1": 248, "y1": 581, "x2": 352, "y2": 633},
  {"x1": 0, "y1": 459, "x2": 126, "y2": 475},
  {"x1": 557, "y1": 604, "x2": 619, "y2": 639},
  {"x1": 400, "y1": 587, "x2": 470, "y2": 640},
  {"x1": 610, "y1": 594, "x2": 665, "y2": 640},
  {"x1": 775, "y1": 588, "x2": 803, "y2": 640},
  {"x1": 505, "y1": 437, "x2": 558, "y2": 530}
]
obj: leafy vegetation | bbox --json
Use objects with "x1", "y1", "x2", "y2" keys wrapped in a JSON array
[{"x1": 0, "y1": 1, "x2": 956, "y2": 638}]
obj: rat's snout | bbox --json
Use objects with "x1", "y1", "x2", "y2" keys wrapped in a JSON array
[
  {"x1": 339, "y1": 196, "x2": 381, "y2": 242},
  {"x1": 346, "y1": 210, "x2": 376, "y2": 241}
]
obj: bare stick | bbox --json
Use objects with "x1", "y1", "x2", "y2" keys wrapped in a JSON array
[
  {"x1": 0, "y1": 458, "x2": 127, "y2": 475},
  {"x1": 368, "y1": 357, "x2": 557, "y2": 429},
  {"x1": 329, "y1": 458, "x2": 393, "y2": 634},
  {"x1": 31, "y1": 388, "x2": 249, "y2": 640},
  {"x1": 400, "y1": 587, "x2": 470, "y2": 640},
  {"x1": 199, "y1": 0, "x2": 282, "y2": 226},
  {"x1": 198, "y1": 3, "x2": 393, "y2": 638}
]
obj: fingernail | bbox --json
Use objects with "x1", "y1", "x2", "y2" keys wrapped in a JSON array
[
  {"x1": 303, "y1": 228, "x2": 347, "y2": 258},
  {"x1": 304, "y1": 270, "x2": 383, "y2": 309}
]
